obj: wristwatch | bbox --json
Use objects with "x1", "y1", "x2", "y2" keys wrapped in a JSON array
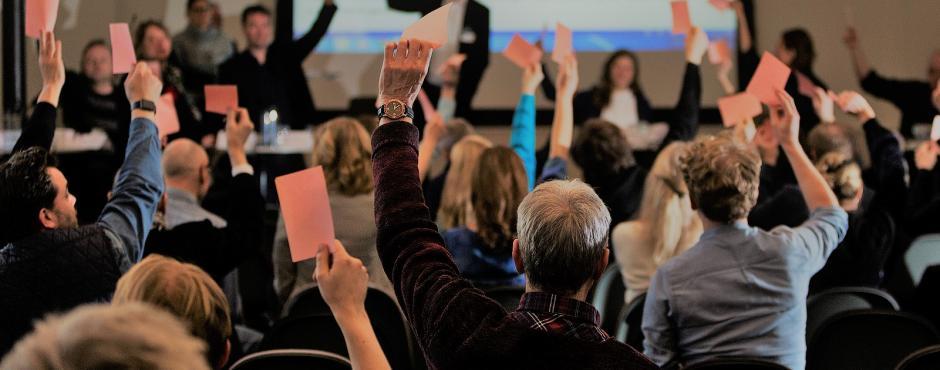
[
  {"x1": 377, "y1": 99, "x2": 414, "y2": 120},
  {"x1": 132, "y1": 100, "x2": 157, "y2": 112}
]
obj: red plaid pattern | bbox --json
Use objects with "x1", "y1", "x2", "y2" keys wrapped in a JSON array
[{"x1": 508, "y1": 292, "x2": 611, "y2": 342}]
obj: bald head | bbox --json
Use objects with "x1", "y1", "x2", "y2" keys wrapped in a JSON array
[{"x1": 162, "y1": 139, "x2": 211, "y2": 197}]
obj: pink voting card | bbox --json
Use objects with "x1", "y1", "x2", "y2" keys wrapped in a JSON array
[
  {"x1": 671, "y1": 1, "x2": 692, "y2": 35},
  {"x1": 25, "y1": 0, "x2": 58, "y2": 39},
  {"x1": 275, "y1": 166, "x2": 335, "y2": 262},
  {"x1": 503, "y1": 34, "x2": 543, "y2": 69},
  {"x1": 932, "y1": 116, "x2": 940, "y2": 141},
  {"x1": 708, "y1": 0, "x2": 733, "y2": 11},
  {"x1": 796, "y1": 72, "x2": 817, "y2": 98},
  {"x1": 204, "y1": 85, "x2": 238, "y2": 115},
  {"x1": 155, "y1": 93, "x2": 180, "y2": 138},
  {"x1": 708, "y1": 40, "x2": 731, "y2": 65},
  {"x1": 401, "y1": 3, "x2": 453, "y2": 48},
  {"x1": 746, "y1": 52, "x2": 791, "y2": 106},
  {"x1": 718, "y1": 92, "x2": 763, "y2": 127},
  {"x1": 552, "y1": 22, "x2": 573, "y2": 63},
  {"x1": 109, "y1": 23, "x2": 136, "y2": 75}
]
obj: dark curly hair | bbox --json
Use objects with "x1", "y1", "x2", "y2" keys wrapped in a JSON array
[
  {"x1": 0, "y1": 148, "x2": 58, "y2": 243},
  {"x1": 571, "y1": 119, "x2": 636, "y2": 182}
]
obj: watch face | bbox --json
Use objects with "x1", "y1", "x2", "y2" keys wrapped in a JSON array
[{"x1": 385, "y1": 100, "x2": 405, "y2": 119}]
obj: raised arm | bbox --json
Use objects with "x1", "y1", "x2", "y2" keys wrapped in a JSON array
[
  {"x1": 373, "y1": 40, "x2": 504, "y2": 360},
  {"x1": 13, "y1": 31, "x2": 64, "y2": 154},
  {"x1": 317, "y1": 241, "x2": 392, "y2": 370},
  {"x1": 843, "y1": 27, "x2": 872, "y2": 80},
  {"x1": 97, "y1": 63, "x2": 165, "y2": 267},
  {"x1": 291, "y1": 0, "x2": 337, "y2": 61},
  {"x1": 549, "y1": 57, "x2": 577, "y2": 161},
  {"x1": 511, "y1": 63, "x2": 542, "y2": 189},
  {"x1": 772, "y1": 89, "x2": 839, "y2": 211},
  {"x1": 661, "y1": 27, "x2": 706, "y2": 147},
  {"x1": 733, "y1": 1, "x2": 752, "y2": 54}
]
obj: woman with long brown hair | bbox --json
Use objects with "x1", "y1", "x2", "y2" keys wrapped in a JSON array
[{"x1": 442, "y1": 147, "x2": 529, "y2": 287}]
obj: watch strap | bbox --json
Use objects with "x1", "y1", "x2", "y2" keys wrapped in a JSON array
[{"x1": 132, "y1": 100, "x2": 157, "y2": 112}]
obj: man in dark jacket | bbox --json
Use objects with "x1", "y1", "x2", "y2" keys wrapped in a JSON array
[
  {"x1": 368, "y1": 39, "x2": 657, "y2": 369},
  {"x1": 219, "y1": 1, "x2": 336, "y2": 129},
  {"x1": 0, "y1": 32, "x2": 164, "y2": 354}
]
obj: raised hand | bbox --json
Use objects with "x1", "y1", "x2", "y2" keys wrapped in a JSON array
[
  {"x1": 685, "y1": 26, "x2": 709, "y2": 66},
  {"x1": 37, "y1": 31, "x2": 65, "y2": 106},
  {"x1": 378, "y1": 39, "x2": 435, "y2": 116},
  {"x1": 226, "y1": 108, "x2": 254, "y2": 155},
  {"x1": 315, "y1": 240, "x2": 369, "y2": 317},
  {"x1": 555, "y1": 55, "x2": 579, "y2": 100},
  {"x1": 769, "y1": 88, "x2": 800, "y2": 148},
  {"x1": 811, "y1": 87, "x2": 835, "y2": 124},
  {"x1": 914, "y1": 141, "x2": 939, "y2": 171},
  {"x1": 521, "y1": 63, "x2": 544, "y2": 95},
  {"x1": 834, "y1": 90, "x2": 875, "y2": 122}
]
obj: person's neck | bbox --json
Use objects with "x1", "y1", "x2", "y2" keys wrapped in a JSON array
[
  {"x1": 524, "y1": 285, "x2": 592, "y2": 302},
  {"x1": 700, "y1": 214, "x2": 748, "y2": 231},
  {"x1": 249, "y1": 46, "x2": 268, "y2": 64},
  {"x1": 91, "y1": 80, "x2": 113, "y2": 95},
  {"x1": 165, "y1": 179, "x2": 201, "y2": 202}
]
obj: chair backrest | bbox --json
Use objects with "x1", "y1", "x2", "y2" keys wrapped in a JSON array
[
  {"x1": 807, "y1": 310, "x2": 940, "y2": 370},
  {"x1": 904, "y1": 234, "x2": 940, "y2": 287},
  {"x1": 265, "y1": 285, "x2": 417, "y2": 370},
  {"x1": 230, "y1": 349, "x2": 351, "y2": 370},
  {"x1": 591, "y1": 264, "x2": 625, "y2": 334},
  {"x1": 682, "y1": 357, "x2": 790, "y2": 370},
  {"x1": 895, "y1": 344, "x2": 940, "y2": 370},
  {"x1": 614, "y1": 293, "x2": 646, "y2": 350},
  {"x1": 484, "y1": 285, "x2": 524, "y2": 312},
  {"x1": 806, "y1": 287, "x2": 900, "y2": 342}
]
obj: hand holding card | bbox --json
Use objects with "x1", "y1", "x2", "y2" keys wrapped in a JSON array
[
  {"x1": 276, "y1": 166, "x2": 335, "y2": 262},
  {"x1": 503, "y1": 34, "x2": 543, "y2": 69},
  {"x1": 401, "y1": 3, "x2": 453, "y2": 48},
  {"x1": 25, "y1": 0, "x2": 59, "y2": 39},
  {"x1": 552, "y1": 22, "x2": 573, "y2": 63},
  {"x1": 746, "y1": 52, "x2": 791, "y2": 106},
  {"x1": 109, "y1": 23, "x2": 137, "y2": 75}
]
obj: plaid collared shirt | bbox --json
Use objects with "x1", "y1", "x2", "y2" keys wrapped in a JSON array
[{"x1": 507, "y1": 292, "x2": 611, "y2": 343}]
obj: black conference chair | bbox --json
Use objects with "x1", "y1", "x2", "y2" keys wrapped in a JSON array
[
  {"x1": 484, "y1": 285, "x2": 525, "y2": 311},
  {"x1": 591, "y1": 264, "x2": 626, "y2": 334},
  {"x1": 806, "y1": 310, "x2": 940, "y2": 370},
  {"x1": 895, "y1": 344, "x2": 940, "y2": 370},
  {"x1": 230, "y1": 349, "x2": 351, "y2": 370},
  {"x1": 263, "y1": 285, "x2": 418, "y2": 370},
  {"x1": 806, "y1": 286, "x2": 899, "y2": 342},
  {"x1": 614, "y1": 293, "x2": 646, "y2": 350},
  {"x1": 681, "y1": 357, "x2": 789, "y2": 370}
]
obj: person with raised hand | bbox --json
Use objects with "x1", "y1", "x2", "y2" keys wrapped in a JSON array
[
  {"x1": 642, "y1": 89, "x2": 848, "y2": 369},
  {"x1": 0, "y1": 52, "x2": 165, "y2": 353},
  {"x1": 843, "y1": 26, "x2": 939, "y2": 138},
  {"x1": 12, "y1": 31, "x2": 64, "y2": 153},
  {"x1": 539, "y1": 55, "x2": 578, "y2": 183},
  {"x1": 371, "y1": 39, "x2": 657, "y2": 369},
  {"x1": 511, "y1": 62, "x2": 543, "y2": 188},
  {"x1": 316, "y1": 240, "x2": 392, "y2": 370}
]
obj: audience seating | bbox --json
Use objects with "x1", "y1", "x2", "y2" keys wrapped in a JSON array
[
  {"x1": 614, "y1": 292, "x2": 646, "y2": 350},
  {"x1": 904, "y1": 234, "x2": 940, "y2": 287},
  {"x1": 679, "y1": 357, "x2": 790, "y2": 370},
  {"x1": 806, "y1": 287, "x2": 900, "y2": 341},
  {"x1": 264, "y1": 285, "x2": 418, "y2": 370},
  {"x1": 591, "y1": 264, "x2": 626, "y2": 334},
  {"x1": 229, "y1": 349, "x2": 351, "y2": 370},
  {"x1": 484, "y1": 285, "x2": 525, "y2": 311},
  {"x1": 806, "y1": 310, "x2": 940, "y2": 370},
  {"x1": 894, "y1": 344, "x2": 940, "y2": 370}
]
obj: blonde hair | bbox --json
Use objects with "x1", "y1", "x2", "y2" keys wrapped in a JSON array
[
  {"x1": 312, "y1": 117, "x2": 374, "y2": 196},
  {"x1": 815, "y1": 151, "x2": 863, "y2": 202},
  {"x1": 636, "y1": 143, "x2": 702, "y2": 265},
  {"x1": 438, "y1": 135, "x2": 493, "y2": 229},
  {"x1": 1, "y1": 303, "x2": 209, "y2": 370},
  {"x1": 113, "y1": 255, "x2": 231, "y2": 367},
  {"x1": 681, "y1": 135, "x2": 762, "y2": 223}
]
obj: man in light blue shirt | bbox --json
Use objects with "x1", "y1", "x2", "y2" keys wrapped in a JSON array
[{"x1": 642, "y1": 90, "x2": 849, "y2": 370}]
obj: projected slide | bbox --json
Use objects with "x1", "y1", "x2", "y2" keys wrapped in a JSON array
[{"x1": 294, "y1": 0, "x2": 737, "y2": 53}]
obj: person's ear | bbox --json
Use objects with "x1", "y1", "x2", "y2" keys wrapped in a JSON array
[
  {"x1": 594, "y1": 247, "x2": 610, "y2": 282},
  {"x1": 38, "y1": 208, "x2": 58, "y2": 229},
  {"x1": 217, "y1": 339, "x2": 231, "y2": 369},
  {"x1": 512, "y1": 239, "x2": 525, "y2": 274}
]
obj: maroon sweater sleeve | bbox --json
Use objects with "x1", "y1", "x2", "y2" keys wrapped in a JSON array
[{"x1": 371, "y1": 121, "x2": 506, "y2": 362}]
